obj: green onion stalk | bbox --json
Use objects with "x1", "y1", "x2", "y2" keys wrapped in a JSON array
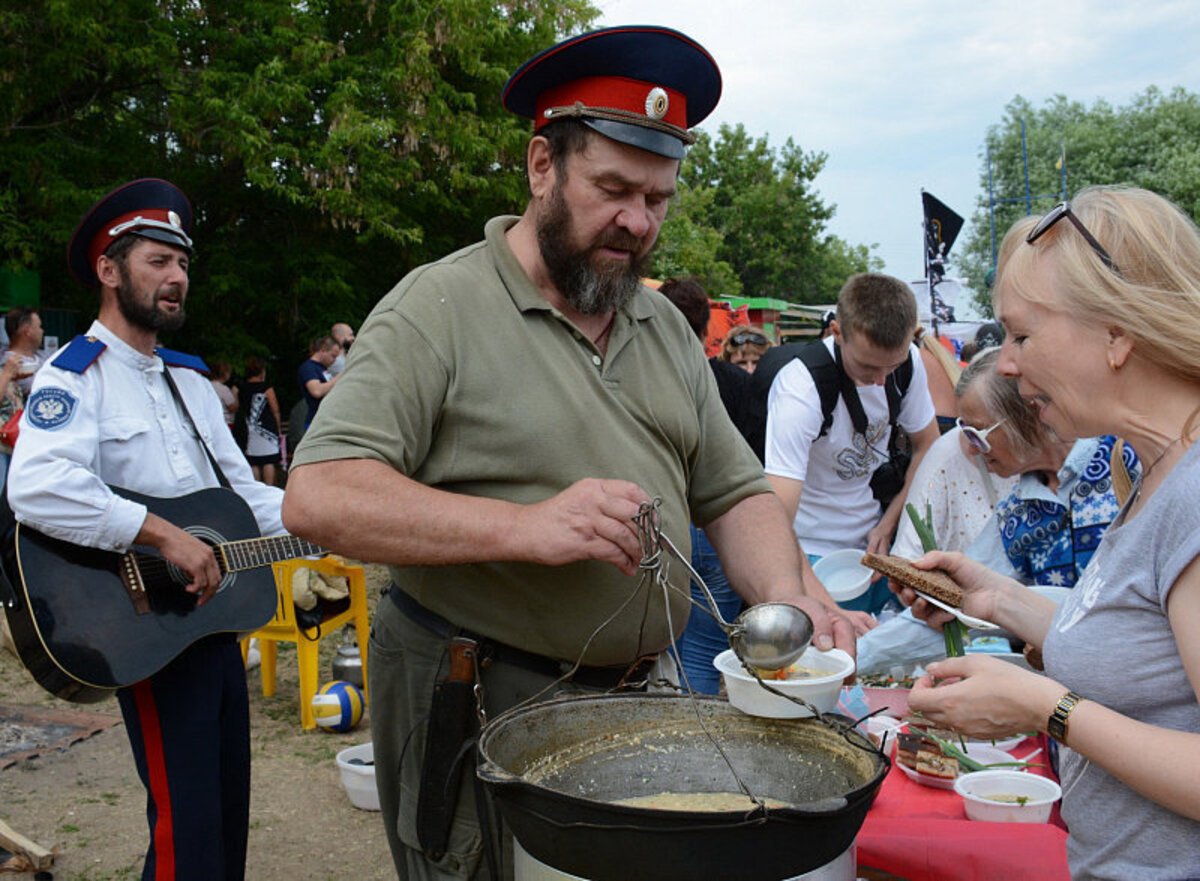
[{"x1": 905, "y1": 502, "x2": 966, "y2": 657}]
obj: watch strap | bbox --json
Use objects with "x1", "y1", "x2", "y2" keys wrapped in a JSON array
[{"x1": 1048, "y1": 690, "x2": 1085, "y2": 745}]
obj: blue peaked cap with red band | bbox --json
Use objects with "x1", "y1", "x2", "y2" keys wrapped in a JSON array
[
  {"x1": 68, "y1": 178, "x2": 193, "y2": 288},
  {"x1": 502, "y1": 25, "x2": 721, "y2": 160}
]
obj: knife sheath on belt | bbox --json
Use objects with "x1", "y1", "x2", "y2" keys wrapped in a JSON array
[{"x1": 416, "y1": 636, "x2": 478, "y2": 859}]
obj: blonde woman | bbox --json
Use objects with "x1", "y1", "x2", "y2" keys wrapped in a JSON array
[{"x1": 906, "y1": 187, "x2": 1200, "y2": 879}]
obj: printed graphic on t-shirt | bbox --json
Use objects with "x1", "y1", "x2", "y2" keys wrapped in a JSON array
[
  {"x1": 833, "y1": 419, "x2": 887, "y2": 482},
  {"x1": 1058, "y1": 550, "x2": 1104, "y2": 632}
]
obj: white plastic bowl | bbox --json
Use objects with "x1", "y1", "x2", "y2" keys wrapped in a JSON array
[
  {"x1": 336, "y1": 742, "x2": 380, "y2": 811},
  {"x1": 954, "y1": 769, "x2": 1061, "y2": 823},
  {"x1": 813, "y1": 549, "x2": 872, "y2": 602},
  {"x1": 714, "y1": 647, "x2": 855, "y2": 718}
]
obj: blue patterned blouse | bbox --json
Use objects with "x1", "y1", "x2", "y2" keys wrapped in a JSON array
[{"x1": 995, "y1": 435, "x2": 1142, "y2": 587}]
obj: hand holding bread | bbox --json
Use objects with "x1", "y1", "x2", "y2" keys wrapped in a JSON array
[
  {"x1": 860, "y1": 553, "x2": 963, "y2": 608},
  {"x1": 863, "y1": 550, "x2": 1019, "y2": 633}
]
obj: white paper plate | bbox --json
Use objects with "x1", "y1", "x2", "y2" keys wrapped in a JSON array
[
  {"x1": 915, "y1": 590, "x2": 998, "y2": 631},
  {"x1": 897, "y1": 743, "x2": 1013, "y2": 790}
]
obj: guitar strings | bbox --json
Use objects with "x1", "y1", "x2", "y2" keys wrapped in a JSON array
[{"x1": 125, "y1": 534, "x2": 322, "y2": 582}]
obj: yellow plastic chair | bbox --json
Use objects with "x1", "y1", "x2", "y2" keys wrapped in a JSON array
[{"x1": 242, "y1": 557, "x2": 370, "y2": 730}]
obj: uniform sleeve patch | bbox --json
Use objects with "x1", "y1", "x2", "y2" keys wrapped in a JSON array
[{"x1": 27, "y1": 387, "x2": 78, "y2": 430}]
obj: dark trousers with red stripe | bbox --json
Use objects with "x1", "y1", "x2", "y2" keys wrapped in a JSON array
[{"x1": 117, "y1": 634, "x2": 251, "y2": 881}]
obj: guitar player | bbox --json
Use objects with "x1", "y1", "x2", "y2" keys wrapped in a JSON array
[{"x1": 7, "y1": 178, "x2": 285, "y2": 881}]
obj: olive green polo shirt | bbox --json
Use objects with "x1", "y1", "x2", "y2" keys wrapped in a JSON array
[{"x1": 293, "y1": 216, "x2": 770, "y2": 664}]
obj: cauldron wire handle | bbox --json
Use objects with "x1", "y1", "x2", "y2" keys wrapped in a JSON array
[
  {"x1": 634, "y1": 499, "x2": 740, "y2": 635},
  {"x1": 632, "y1": 501, "x2": 873, "y2": 752}
]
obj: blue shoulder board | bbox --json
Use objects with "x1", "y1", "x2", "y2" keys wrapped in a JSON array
[
  {"x1": 51, "y1": 335, "x2": 108, "y2": 373},
  {"x1": 156, "y1": 347, "x2": 210, "y2": 375}
]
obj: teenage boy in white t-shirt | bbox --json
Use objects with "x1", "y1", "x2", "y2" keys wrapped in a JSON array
[{"x1": 766, "y1": 273, "x2": 940, "y2": 616}]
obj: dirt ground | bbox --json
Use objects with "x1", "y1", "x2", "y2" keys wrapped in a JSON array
[{"x1": 0, "y1": 565, "x2": 394, "y2": 881}]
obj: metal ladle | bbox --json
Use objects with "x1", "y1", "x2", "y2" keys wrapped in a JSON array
[
  {"x1": 644, "y1": 507, "x2": 814, "y2": 671},
  {"x1": 727, "y1": 602, "x2": 815, "y2": 671}
]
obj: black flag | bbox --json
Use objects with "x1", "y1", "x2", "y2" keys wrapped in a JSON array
[
  {"x1": 922, "y1": 191, "x2": 964, "y2": 326},
  {"x1": 922, "y1": 191, "x2": 964, "y2": 278}
]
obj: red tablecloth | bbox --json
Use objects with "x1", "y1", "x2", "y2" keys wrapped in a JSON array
[{"x1": 856, "y1": 736, "x2": 1070, "y2": 881}]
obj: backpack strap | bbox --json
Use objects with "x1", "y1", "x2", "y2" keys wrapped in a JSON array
[
  {"x1": 794, "y1": 341, "x2": 843, "y2": 437},
  {"x1": 822, "y1": 345, "x2": 916, "y2": 438},
  {"x1": 746, "y1": 341, "x2": 811, "y2": 462},
  {"x1": 881, "y1": 350, "x2": 915, "y2": 428},
  {"x1": 746, "y1": 340, "x2": 913, "y2": 462}
]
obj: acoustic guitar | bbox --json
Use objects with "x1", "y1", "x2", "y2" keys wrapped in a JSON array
[{"x1": 1, "y1": 485, "x2": 323, "y2": 703}]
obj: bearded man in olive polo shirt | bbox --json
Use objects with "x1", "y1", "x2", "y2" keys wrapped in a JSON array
[{"x1": 283, "y1": 25, "x2": 852, "y2": 880}]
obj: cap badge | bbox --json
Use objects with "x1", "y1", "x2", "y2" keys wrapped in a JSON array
[
  {"x1": 645, "y1": 87, "x2": 669, "y2": 120},
  {"x1": 168, "y1": 210, "x2": 182, "y2": 229}
]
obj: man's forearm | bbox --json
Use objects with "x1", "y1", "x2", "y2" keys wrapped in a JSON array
[
  {"x1": 704, "y1": 491, "x2": 806, "y2": 605},
  {"x1": 283, "y1": 458, "x2": 522, "y2": 565}
]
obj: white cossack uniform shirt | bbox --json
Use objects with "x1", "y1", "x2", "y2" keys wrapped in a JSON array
[{"x1": 9, "y1": 320, "x2": 283, "y2": 550}]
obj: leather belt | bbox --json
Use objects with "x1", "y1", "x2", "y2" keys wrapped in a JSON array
[{"x1": 387, "y1": 586, "x2": 653, "y2": 690}]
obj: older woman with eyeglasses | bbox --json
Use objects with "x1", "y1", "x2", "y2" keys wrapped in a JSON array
[
  {"x1": 906, "y1": 187, "x2": 1200, "y2": 880},
  {"x1": 954, "y1": 349, "x2": 1137, "y2": 589},
  {"x1": 863, "y1": 349, "x2": 1129, "y2": 673},
  {"x1": 889, "y1": 349, "x2": 1019, "y2": 561}
]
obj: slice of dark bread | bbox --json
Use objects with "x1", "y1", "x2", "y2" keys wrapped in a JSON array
[{"x1": 860, "y1": 553, "x2": 963, "y2": 608}]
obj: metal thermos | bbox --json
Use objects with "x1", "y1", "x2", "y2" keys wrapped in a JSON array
[{"x1": 332, "y1": 643, "x2": 364, "y2": 689}]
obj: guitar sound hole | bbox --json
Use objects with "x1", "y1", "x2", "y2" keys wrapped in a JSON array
[{"x1": 145, "y1": 525, "x2": 235, "y2": 614}]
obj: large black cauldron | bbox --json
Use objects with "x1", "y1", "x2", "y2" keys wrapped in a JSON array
[{"x1": 477, "y1": 693, "x2": 888, "y2": 881}]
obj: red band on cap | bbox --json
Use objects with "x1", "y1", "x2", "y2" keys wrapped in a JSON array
[
  {"x1": 86, "y1": 208, "x2": 176, "y2": 273},
  {"x1": 534, "y1": 76, "x2": 687, "y2": 131}
]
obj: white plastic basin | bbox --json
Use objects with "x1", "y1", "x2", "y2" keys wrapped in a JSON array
[{"x1": 336, "y1": 742, "x2": 380, "y2": 811}]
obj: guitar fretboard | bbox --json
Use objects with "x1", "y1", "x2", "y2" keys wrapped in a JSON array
[{"x1": 218, "y1": 535, "x2": 326, "y2": 573}]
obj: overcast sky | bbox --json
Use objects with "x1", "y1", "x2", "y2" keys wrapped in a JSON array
[{"x1": 595, "y1": 0, "x2": 1200, "y2": 289}]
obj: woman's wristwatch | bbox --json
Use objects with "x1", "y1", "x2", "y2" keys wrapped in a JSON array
[{"x1": 1048, "y1": 690, "x2": 1086, "y2": 745}]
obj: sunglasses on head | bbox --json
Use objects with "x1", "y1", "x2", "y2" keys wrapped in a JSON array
[
  {"x1": 1026, "y1": 201, "x2": 1119, "y2": 273},
  {"x1": 956, "y1": 416, "x2": 1006, "y2": 455},
  {"x1": 729, "y1": 332, "x2": 768, "y2": 347}
]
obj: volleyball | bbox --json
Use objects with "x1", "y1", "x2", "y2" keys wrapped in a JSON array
[{"x1": 312, "y1": 680, "x2": 365, "y2": 732}]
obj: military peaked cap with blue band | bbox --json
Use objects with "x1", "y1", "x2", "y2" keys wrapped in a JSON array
[
  {"x1": 502, "y1": 25, "x2": 721, "y2": 161},
  {"x1": 67, "y1": 178, "x2": 194, "y2": 288}
]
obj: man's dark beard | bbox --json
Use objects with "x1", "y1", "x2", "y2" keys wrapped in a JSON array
[
  {"x1": 536, "y1": 185, "x2": 650, "y2": 315},
  {"x1": 116, "y1": 263, "x2": 186, "y2": 333}
]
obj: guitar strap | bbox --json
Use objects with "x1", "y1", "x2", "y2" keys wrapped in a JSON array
[
  {"x1": 162, "y1": 367, "x2": 232, "y2": 490},
  {"x1": 0, "y1": 486, "x2": 17, "y2": 608}
]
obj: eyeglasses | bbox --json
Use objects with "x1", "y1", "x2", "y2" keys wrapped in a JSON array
[
  {"x1": 729, "y1": 332, "x2": 769, "y2": 347},
  {"x1": 956, "y1": 416, "x2": 1006, "y2": 455},
  {"x1": 1025, "y1": 201, "x2": 1119, "y2": 273}
]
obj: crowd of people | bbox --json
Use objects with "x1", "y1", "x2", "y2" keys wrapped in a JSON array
[
  {"x1": 2, "y1": 21, "x2": 1198, "y2": 881},
  {"x1": 196, "y1": 325, "x2": 356, "y2": 487}
]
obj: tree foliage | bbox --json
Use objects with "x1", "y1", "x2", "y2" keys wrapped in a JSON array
[
  {"x1": 650, "y1": 124, "x2": 880, "y2": 303},
  {"x1": 0, "y1": 0, "x2": 595, "y2": 397},
  {"x1": 959, "y1": 86, "x2": 1200, "y2": 314}
]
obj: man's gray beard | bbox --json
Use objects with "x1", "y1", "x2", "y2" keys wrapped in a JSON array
[
  {"x1": 562, "y1": 258, "x2": 644, "y2": 316},
  {"x1": 536, "y1": 186, "x2": 650, "y2": 316},
  {"x1": 116, "y1": 264, "x2": 186, "y2": 333}
]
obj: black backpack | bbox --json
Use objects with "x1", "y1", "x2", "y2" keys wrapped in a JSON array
[{"x1": 745, "y1": 339, "x2": 914, "y2": 506}]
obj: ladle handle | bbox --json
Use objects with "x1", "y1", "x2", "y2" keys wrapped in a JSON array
[{"x1": 656, "y1": 530, "x2": 736, "y2": 631}]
